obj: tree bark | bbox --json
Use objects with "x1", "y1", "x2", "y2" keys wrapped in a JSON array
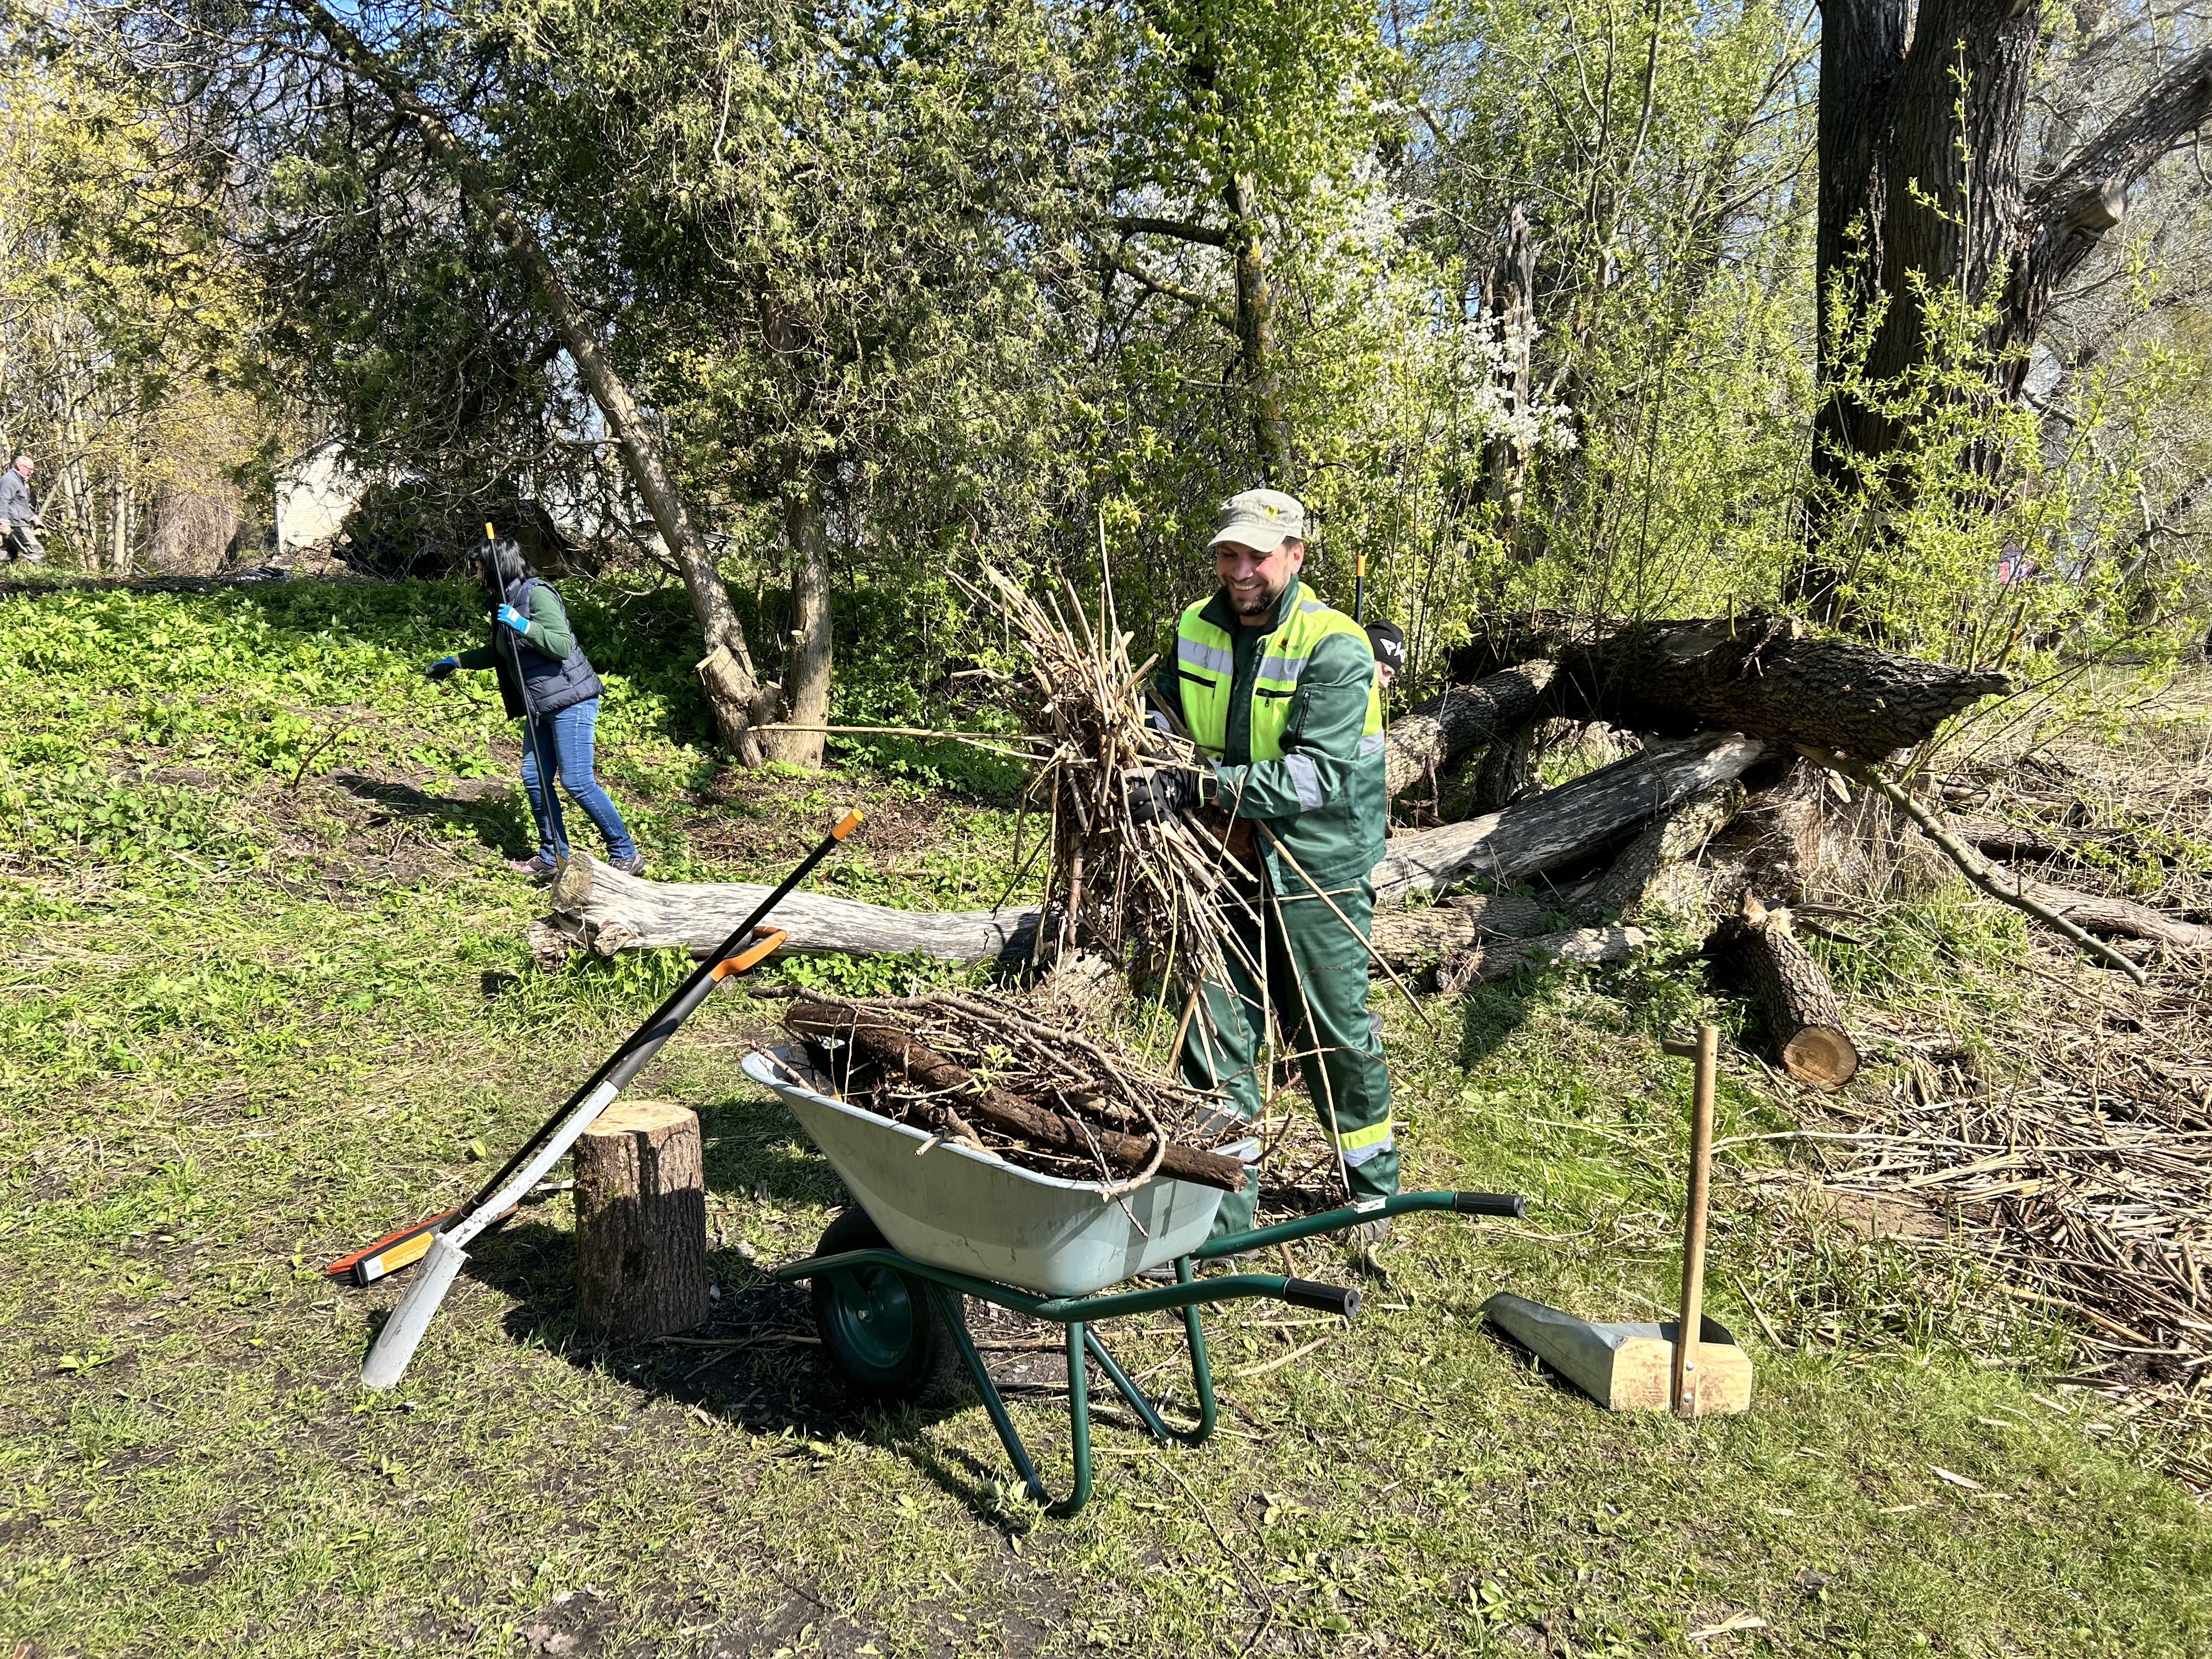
[
  {"x1": 1448, "y1": 613, "x2": 2008, "y2": 760},
  {"x1": 1223, "y1": 173, "x2": 1293, "y2": 481},
  {"x1": 1483, "y1": 205, "x2": 1537, "y2": 532},
  {"x1": 761, "y1": 489, "x2": 833, "y2": 769},
  {"x1": 1573, "y1": 781, "x2": 1744, "y2": 924},
  {"x1": 285, "y1": 0, "x2": 776, "y2": 763},
  {"x1": 1381, "y1": 661, "x2": 1555, "y2": 797},
  {"x1": 784, "y1": 997, "x2": 1246, "y2": 1193},
  {"x1": 1436, "y1": 926, "x2": 1650, "y2": 997},
  {"x1": 1372, "y1": 732, "x2": 1776, "y2": 908},
  {"x1": 1369, "y1": 892, "x2": 1556, "y2": 969},
  {"x1": 573, "y1": 1099, "x2": 709, "y2": 1338},
  {"x1": 1804, "y1": 0, "x2": 2212, "y2": 620},
  {"x1": 1713, "y1": 895, "x2": 1859, "y2": 1088},
  {"x1": 545, "y1": 851, "x2": 1042, "y2": 963},
  {"x1": 1986, "y1": 868, "x2": 2212, "y2": 952}
]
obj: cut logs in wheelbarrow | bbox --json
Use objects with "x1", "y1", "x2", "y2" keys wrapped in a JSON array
[{"x1": 1483, "y1": 1024, "x2": 1754, "y2": 1416}]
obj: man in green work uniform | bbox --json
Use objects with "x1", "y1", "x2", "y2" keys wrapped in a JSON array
[{"x1": 1127, "y1": 487, "x2": 1396, "y2": 1245}]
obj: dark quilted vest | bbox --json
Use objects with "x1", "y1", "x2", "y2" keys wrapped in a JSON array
[{"x1": 493, "y1": 577, "x2": 605, "y2": 718}]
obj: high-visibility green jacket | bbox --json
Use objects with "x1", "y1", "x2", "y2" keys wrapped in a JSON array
[{"x1": 1150, "y1": 575, "x2": 1385, "y2": 894}]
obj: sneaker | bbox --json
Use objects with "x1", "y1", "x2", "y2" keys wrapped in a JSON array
[
  {"x1": 607, "y1": 851, "x2": 647, "y2": 876},
  {"x1": 507, "y1": 853, "x2": 560, "y2": 877}
]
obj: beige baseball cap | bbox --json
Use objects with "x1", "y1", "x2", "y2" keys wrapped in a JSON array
[{"x1": 1207, "y1": 487, "x2": 1306, "y2": 553}]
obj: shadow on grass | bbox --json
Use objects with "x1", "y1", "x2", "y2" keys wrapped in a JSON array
[
  {"x1": 332, "y1": 770, "x2": 536, "y2": 860},
  {"x1": 413, "y1": 1098, "x2": 1065, "y2": 1525}
]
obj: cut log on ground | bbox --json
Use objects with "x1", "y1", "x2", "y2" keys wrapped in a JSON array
[
  {"x1": 574, "y1": 1099, "x2": 709, "y2": 1338},
  {"x1": 545, "y1": 853, "x2": 1042, "y2": 963},
  {"x1": 1436, "y1": 925, "x2": 1651, "y2": 995},
  {"x1": 1381, "y1": 662, "x2": 1556, "y2": 797},
  {"x1": 1572, "y1": 781, "x2": 1744, "y2": 924},
  {"x1": 784, "y1": 996, "x2": 1247, "y2": 1193},
  {"x1": 1988, "y1": 868, "x2": 2212, "y2": 951},
  {"x1": 1372, "y1": 731, "x2": 1775, "y2": 908},
  {"x1": 1712, "y1": 896, "x2": 1859, "y2": 1088},
  {"x1": 1448, "y1": 614, "x2": 2009, "y2": 761},
  {"x1": 1370, "y1": 893, "x2": 1558, "y2": 968}
]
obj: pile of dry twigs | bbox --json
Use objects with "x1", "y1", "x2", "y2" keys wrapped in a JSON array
[
  {"x1": 955, "y1": 563, "x2": 1257, "y2": 998},
  {"x1": 778, "y1": 988, "x2": 1244, "y2": 1194}
]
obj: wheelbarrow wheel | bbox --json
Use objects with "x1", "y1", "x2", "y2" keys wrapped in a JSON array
[{"x1": 809, "y1": 1209, "x2": 968, "y2": 1403}]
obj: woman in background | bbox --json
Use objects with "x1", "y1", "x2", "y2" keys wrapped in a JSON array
[{"x1": 425, "y1": 538, "x2": 644, "y2": 877}]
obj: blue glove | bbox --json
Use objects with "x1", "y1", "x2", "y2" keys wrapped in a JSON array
[
  {"x1": 425, "y1": 656, "x2": 459, "y2": 681},
  {"x1": 496, "y1": 602, "x2": 531, "y2": 636}
]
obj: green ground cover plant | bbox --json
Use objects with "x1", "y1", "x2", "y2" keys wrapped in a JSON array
[{"x1": 3, "y1": 578, "x2": 2209, "y2": 1658}]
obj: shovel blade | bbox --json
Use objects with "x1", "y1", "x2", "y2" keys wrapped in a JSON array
[{"x1": 360, "y1": 1232, "x2": 469, "y2": 1389}]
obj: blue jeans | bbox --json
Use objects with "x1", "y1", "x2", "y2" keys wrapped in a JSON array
[{"x1": 518, "y1": 698, "x2": 637, "y2": 862}]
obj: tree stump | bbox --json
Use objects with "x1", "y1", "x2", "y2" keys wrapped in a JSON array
[
  {"x1": 1716, "y1": 895, "x2": 1859, "y2": 1089},
  {"x1": 574, "y1": 1099, "x2": 709, "y2": 1337}
]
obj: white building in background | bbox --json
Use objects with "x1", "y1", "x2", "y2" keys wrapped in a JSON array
[{"x1": 273, "y1": 443, "x2": 366, "y2": 551}]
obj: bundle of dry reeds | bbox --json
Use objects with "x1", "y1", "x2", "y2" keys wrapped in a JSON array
[
  {"x1": 953, "y1": 563, "x2": 1259, "y2": 998},
  {"x1": 779, "y1": 989, "x2": 1244, "y2": 1194}
]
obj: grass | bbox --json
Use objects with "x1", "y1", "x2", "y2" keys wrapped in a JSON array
[{"x1": 3, "y1": 574, "x2": 2210, "y2": 1658}]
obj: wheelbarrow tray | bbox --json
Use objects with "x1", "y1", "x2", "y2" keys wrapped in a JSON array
[{"x1": 741, "y1": 1045, "x2": 1225, "y2": 1297}]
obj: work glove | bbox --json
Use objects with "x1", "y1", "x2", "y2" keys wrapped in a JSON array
[
  {"x1": 425, "y1": 656, "x2": 460, "y2": 681},
  {"x1": 1124, "y1": 765, "x2": 1202, "y2": 827},
  {"x1": 495, "y1": 602, "x2": 531, "y2": 636}
]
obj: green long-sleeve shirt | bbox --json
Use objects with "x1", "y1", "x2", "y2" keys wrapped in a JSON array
[{"x1": 456, "y1": 583, "x2": 575, "y2": 670}]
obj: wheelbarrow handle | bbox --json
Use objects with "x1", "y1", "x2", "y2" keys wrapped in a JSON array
[
  {"x1": 1282, "y1": 1279, "x2": 1362, "y2": 1319},
  {"x1": 1453, "y1": 1192, "x2": 1526, "y2": 1218}
]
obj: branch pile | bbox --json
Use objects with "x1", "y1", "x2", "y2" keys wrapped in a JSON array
[{"x1": 781, "y1": 990, "x2": 1244, "y2": 1195}]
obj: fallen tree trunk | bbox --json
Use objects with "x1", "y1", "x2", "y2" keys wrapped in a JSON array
[
  {"x1": 1369, "y1": 893, "x2": 1558, "y2": 968},
  {"x1": 1436, "y1": 926, "x2": 1650, "y2": 995},
  {"x1": 1990, "y1": 867, "x2": 2212, "y2": 951},
  {"x1": 1372, "y1": 731, "x2": 1776, "y2": 907},
  {"x1": 1713, "y1": 896, "x2": 1859, "y2": 1088},
  {"x1": 785, "y1": 996, "x2": 1246, "y2": 1193},
  {"x1": 1381, "y1": 662, "x2": 1556, "y2": 797},
  {"x1": 549, "y1": 732, "x2": 1771, "y2": 961},
  {"x1": 544, "y1": 854, "x2": 1043, "y2": 963},
  {"x1": 1572, "y1": 781, "x2": 1744, "y2": 924},
  {"x1": 1448, "y1": 614, "x2": 2009, "y2": 761}
]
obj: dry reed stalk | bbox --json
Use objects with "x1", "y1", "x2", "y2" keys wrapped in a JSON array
[{"x1": 953, "y1": 565, "x2": 1261, "y2": 1005}]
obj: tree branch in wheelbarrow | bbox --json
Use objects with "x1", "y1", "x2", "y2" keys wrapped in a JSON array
[{"x1": 784, "y1": 995, "x2": 1248, "y2": 1193}]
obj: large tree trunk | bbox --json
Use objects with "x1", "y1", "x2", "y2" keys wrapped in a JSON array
[
  {"x1": 574, "y1": 1099, "x2": 709, "y2": 1338},
  {"x1": 548, "y1": 736, "x2": 1773, "y2": 962},
  {"x1": 1449, "y1": 614, "x2": 2008, "y2": 760},
  {"x1": 1372, "y1": 732, "x2": 1776, "y2": 907},
  {"x1": 1381, "y1": 661, "x2": 1555, "y2": 797},
  {"x1": 545, "y1": 852, "x2": 1042, "y2": 963},
  {"x1": 761, "y1": 489, "x2": 833, "y2": 769},
  {"x1": 1224, "y1": 173, "x2": 1293, "y2": 481},
  {"x1": 1803, "y1": 0, "x2": 2212, "y2": 622},
  {"x1": 287, "y1": 0, "x2": 777, "y2": 764}
]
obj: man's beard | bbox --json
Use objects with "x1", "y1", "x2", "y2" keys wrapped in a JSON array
[{"x1": 1230, "y1": 580, "x2": 1281, "y2": 619}]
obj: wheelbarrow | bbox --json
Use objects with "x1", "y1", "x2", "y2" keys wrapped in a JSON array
[{"x1": 742, "y1": 1046, "x2": 1525, "y2": 1517}]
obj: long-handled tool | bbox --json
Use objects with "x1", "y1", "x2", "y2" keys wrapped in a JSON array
[
  {"x1": 1481, "y1": 1024, "x2": 1753, "y2": 1414},
  {"x1": 355, "y1": 808, "x2": 863, "y2": 1389}
]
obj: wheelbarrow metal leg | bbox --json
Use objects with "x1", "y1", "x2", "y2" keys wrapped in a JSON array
[
  {"x1": 933, "y1": 1282, "x2": 1047, "y2": 1506},
  {"x1": 933, "y1": 1285, "x2": 1094, "y2": 1517},
  {"x1": 1052, "y1": 1321, "x2": 1093, "y2": 1520},
  {"x1": 1084, "y1": 1327, "x2": 1170, "y2": 1441},
  {"x1": 1177, "y1": 1255, "x2": 1220, "y2": 1446}
]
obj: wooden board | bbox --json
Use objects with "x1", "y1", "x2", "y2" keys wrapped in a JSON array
[{"x1": 1482, "y1": 1291, "x2": 1754, "y2": 1414}]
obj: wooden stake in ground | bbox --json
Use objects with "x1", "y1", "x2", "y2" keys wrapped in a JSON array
[
  {"x1": 574, "y1": 1101, "x2": 710, "y2": 1338},
  {"x1": 1662, "y1": 1026, "x2": 1719, "y2": 1418},
  {"x1": 1715, "y1": 894, "x2": 1861, "y2": 1088}
]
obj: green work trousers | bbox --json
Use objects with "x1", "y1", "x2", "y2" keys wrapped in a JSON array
[{"x1": 1181, "y1": 874, "x2": 1398, "y2": 1240}]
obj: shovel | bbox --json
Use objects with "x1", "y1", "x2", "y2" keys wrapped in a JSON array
[
  {"x1": 1482, "y1": 1023, "x2": 1754, "y2": 1416},
  {"x1": 357, "y1": 807, "x2": 863, "y2": 1389}
]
